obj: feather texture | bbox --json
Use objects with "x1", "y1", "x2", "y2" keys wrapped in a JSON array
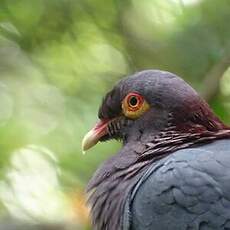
[
  {"x1": 86, "y1": 70, "x2": 230, "y2": 230},
  {"x1": 127, "y1": 139, "x2": 230, "y2": 230}
]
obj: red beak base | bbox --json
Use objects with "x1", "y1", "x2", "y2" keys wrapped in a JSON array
[{"x1": 82, "y1": 119, "x2": 110, "y2": 153}]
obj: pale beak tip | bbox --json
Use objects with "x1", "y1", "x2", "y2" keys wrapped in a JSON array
[
  {"x1": 81, "y1": 129, "x2": 99, "y2": 154},
  {"x1": 82, "y1": 119, "x2": 109, "y2": 154}
]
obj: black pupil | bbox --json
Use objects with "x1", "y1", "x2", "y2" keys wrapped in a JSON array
[{"x1": 129, "y1": 96, "x2": 138, "y2": 106}]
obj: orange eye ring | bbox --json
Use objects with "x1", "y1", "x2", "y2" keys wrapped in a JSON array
[
  {"x1": 122, "y1": 92, "x2": 150, "y2": 119},
  {"x1": 126, "y1": 93, "x2": 144, "y2": 111}
]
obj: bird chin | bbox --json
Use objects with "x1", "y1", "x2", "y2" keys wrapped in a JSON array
[
  {"x1": 99, "y1": 133, "x2": 122, "y2": 142},
  {"x1": 99, "y1": 134, "x2": 112, "y2": 142}
]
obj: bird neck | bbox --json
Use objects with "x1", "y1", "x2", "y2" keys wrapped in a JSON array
[
  {"x1": 87, "y1": 115, "x2": 230, "y2": 230},
  {"x1": 136, "y1": 127, "x2": 230, "y2": 162}
]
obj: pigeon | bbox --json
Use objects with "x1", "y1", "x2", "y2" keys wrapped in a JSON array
[{"x1": 82, "y1": 70, "x2": 230, "y2": 230}]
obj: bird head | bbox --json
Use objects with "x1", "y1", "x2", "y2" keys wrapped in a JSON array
[{"x1": 82, "y1": 70, "x2": 227, "y2": 152}]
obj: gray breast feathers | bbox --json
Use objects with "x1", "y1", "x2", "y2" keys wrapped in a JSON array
[{"x1": 123, "y1": 139, "x2": 230, "y2": 230}]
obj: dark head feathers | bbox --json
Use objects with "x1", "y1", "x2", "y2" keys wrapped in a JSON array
[
  {"x1": 99, "y1": 70, "x2": 198, "y2": 116},
  {"x1": 99, "y1": 70, "x2": 227, "y2": 135}
]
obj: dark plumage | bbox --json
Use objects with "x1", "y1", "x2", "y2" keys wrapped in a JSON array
[
  {"x1": 124, "y1": 139, "x2": 230, "y2": 230},
  {"x1": 83, "y1": 70, "x2": 230, "y2": 230}
]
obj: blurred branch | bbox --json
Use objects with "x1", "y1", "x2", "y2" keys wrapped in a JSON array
[
  {"x1": 201, "y1": 54, "x2": 230, "y2": 102},
  {"x1": 113, "y1": 0, "x2": 140, "y2": 71}
]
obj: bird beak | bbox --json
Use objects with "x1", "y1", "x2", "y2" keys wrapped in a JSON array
[{"x1": 82, "y1": 119, "x2": 110, "y2": 154}]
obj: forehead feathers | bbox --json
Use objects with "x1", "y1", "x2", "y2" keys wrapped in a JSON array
[{"x1": 99, "y1": 70, "x2": 200, "y2": 119}]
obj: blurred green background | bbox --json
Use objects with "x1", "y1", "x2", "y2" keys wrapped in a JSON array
[{"x1": 0, "y1": 0, "x2": 230, "y2": 229}]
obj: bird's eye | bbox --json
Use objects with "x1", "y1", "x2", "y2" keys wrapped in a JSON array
[
  {"x1": 122, "y1": 92, "x2": 150, "y2": 119},
  {"x1": 128, "y1": 96, "x2": 139, "y2": 107}
]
